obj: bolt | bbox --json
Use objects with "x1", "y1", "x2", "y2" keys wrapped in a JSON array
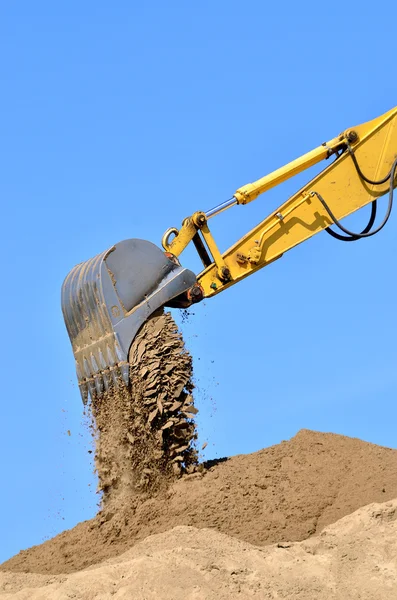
[
  {"x1": 193, "y1": 212, "x2": 207, "y2": 228},
  {"x1": 164, "y1": 252, "x2": 180, "y2": 266},
  {"x1": 187, "y1": 284, "x2": 204, "y2": 304},
  {"x1": 346, "y1": 130, "x2": 358, "y2": 144},
  {"x1": 219, "y1": 266, "x2": 231, "y2": 282}
]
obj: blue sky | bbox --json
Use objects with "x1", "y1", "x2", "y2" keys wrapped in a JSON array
[{"x1": 1, "y1": 1, "x2": 396, "y2": 563}]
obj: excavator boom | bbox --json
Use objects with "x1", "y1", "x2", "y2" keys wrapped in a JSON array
[
  {"x1": 162, "y1": 106, "x2": 397, "y2": 299},
  {"x1": 61, "y1": 106, "x2": 397, "y2": 402}
]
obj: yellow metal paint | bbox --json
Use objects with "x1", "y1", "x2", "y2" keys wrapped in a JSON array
[
  {"x1": 200, "y1": 224, "x2": 227, "y2": 275},
  {"x1": 162, "y1": 217, "x2": 197, "y2": 256},
  {"x1": 234, "y1": 138, "x2": 341, "y2": 205}
]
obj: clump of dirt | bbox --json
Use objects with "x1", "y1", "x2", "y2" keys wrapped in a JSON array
[
  {"x1": 3, "y1": 429, "x2": 397, "y2": 575},
  {"x1": 91, "y1": 311, "x2": 198, "y2": 510}
]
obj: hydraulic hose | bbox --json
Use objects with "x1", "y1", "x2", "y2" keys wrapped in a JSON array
[{"x1": 319, "y1": 154, "x2": 397, "y2": 241}]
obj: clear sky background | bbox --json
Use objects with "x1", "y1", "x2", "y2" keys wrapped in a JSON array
[{"x1": 1, "y1": 1, "x2": 396, "y2": 563}]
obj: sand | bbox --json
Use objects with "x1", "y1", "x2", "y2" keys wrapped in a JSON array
[
  {"x1": 1, "y1": 499, "x2": 396, "y2": 599},
  {"x1": 2, "y1": 429, "x2": 397, "y2": 575}
]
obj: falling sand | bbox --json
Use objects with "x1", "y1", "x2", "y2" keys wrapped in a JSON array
[{"x1": 91, "y1": 311, "x2": 199, "y2": 512}]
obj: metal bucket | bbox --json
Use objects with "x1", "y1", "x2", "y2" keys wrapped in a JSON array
[{"x1": 61, "y1": 239, "x2": 196, "y2": 403}]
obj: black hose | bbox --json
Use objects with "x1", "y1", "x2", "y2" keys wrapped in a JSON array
[
  {"x1": 347, "y1": 143, "x2": 394, "y2": 185},
  {"x1": 315, "y1": 157, "x2": 397, "y2": 240},
  {"x1": 325, "y1": 200, "x2": 377, "y2": 242}
]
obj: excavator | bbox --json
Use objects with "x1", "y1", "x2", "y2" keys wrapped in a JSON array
[{"x1": 62, "y1": 106, "x2": 397, "y2": 403}]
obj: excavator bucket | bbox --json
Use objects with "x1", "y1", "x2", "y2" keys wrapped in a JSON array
[{"x1": 61, "y1": 239, "x2": 196, "y2": 403}]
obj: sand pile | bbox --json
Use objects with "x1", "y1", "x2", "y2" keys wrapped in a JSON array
[
  {"x1": 1, "y1": 499, "x2": 397, "y2": 599},
  {"x1": 2, "y1": 429, "x2": 397, "y2": 575}
]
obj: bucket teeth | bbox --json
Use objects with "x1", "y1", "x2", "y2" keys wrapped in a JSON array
[
  {"x1": 110, "y1": 366, "x2": 119, "y2": 388},
  {"x1": 94, "y1": 374, "x2": 104, "y2": 396},
  {"x1": 119, "y1": 362, "x2": 130, "y2": 386},
  {"x1": 79, "y1": 382, "x2": 89, "y2": 404},
  {"x1": 98, "y1": 349, "x2": 107, "y2": 370},
  {"x1": 87, "y1": 378, "x2": 97, "y2": 400},
  {"x1": 91, "y1": 354, "x2": 99, "y2": 374},
  {"x1": 83, "y1": 357, "x2": 92, "y2": 379},
  {"x1": 107, "y1": 345, "x2": 116, "y2": 367},
  {"x1": 102, "y1": 370, "x2": 111, "y2": 391}
]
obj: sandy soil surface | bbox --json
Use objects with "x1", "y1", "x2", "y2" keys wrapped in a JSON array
[
  {"x1": 2, "y1": 429, "x2": 397, "y2": 575},
  {"x1": 1, "y1": 499, "x2": 396, "y2": 599}
]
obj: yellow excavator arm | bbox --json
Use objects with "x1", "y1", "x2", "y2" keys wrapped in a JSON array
[
  {"x1": 162, "y1": 106, "x2": 397, "y2": 302},
  {"x1": 62, "y1": 105, "x2": 397, "y2": 403}
]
